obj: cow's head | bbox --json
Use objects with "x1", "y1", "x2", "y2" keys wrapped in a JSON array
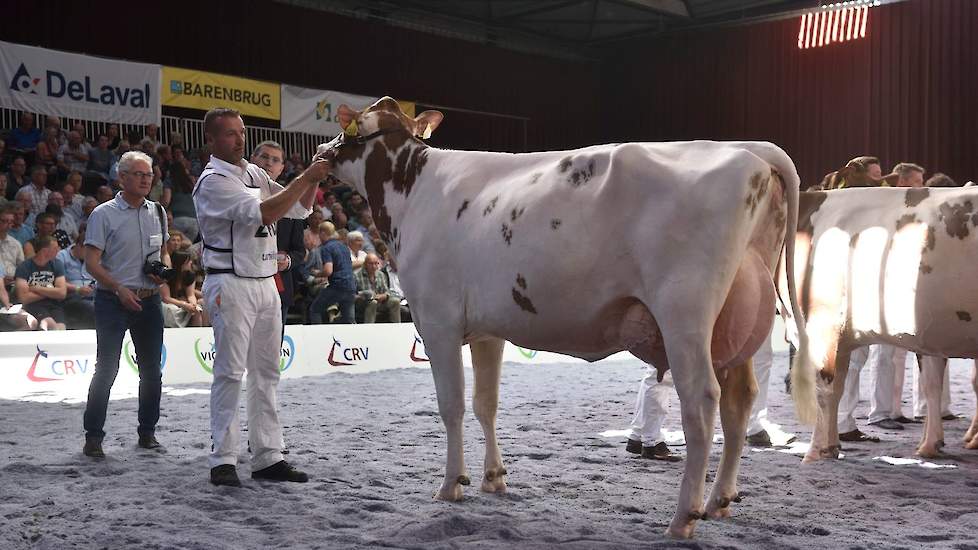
[{"x1": 316, "y1": 97, "x2": 444, "y2": 250}]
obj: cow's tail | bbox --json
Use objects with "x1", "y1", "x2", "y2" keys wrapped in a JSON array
[
  {"x1": 743, "y1": 142, "x2": 817, "y2": 426},
  {"x1": 774, "y1": 151, "x2": 818, "y2": 426}
]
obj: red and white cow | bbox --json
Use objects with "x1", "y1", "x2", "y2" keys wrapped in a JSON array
[
  {"x1": 320, "y1": 97, "x2": 813, "y2": 539},
  {"x1": 780, "y1": 184, "x2": 978, "y2": 461}
]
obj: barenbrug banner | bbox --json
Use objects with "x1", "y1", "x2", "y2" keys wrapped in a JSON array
[
  {"x1": 280, "y1": 84, "x2": 415, "y2": 136},
  {"x1": 0, "y1": 40, "x2": 161, "y2": 125},
  {"x1": 163, "y1": 66, "x2": 280, "y2": 122}
]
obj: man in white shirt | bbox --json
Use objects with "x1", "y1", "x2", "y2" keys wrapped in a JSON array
[{"x1": 194, "y1": 107, "x2": 329, "y2": 487}]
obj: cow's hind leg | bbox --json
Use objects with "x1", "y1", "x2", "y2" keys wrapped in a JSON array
[
  {"x1": 917, "y1": 356, "x2": 947, "y2": 458},
  {"x1": 964, "y1": 361, "x2": 978, "y2": 449},
  {"x1": 471, "y1": 338, "x2": 507, "y2": 494},
  {"x1": 422, "y1": 327, "x2": 469, "y2": 501},
  {"x1": 706, "y1": 359, "x2": 757, "y2": 520},
  {"x1": 662, "y1": 329, "x2": 718, "y2": 539}
]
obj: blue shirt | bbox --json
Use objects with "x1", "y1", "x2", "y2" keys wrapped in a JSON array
[
  {"x1": 319, "y1": 239, "x2": 355, "y2": 291},
  {"x1": 9, "y1": 224, "x2": 34, "y2": 245},
  {"x1": 8, "y1": 127, "x2": 41, "y2": 150},
  {"x1": 56, "y1": 247, "x2": 93, "y2": 286},
  {"x1": 85, "y1": 193, "x2": 169, "y2": 290}
]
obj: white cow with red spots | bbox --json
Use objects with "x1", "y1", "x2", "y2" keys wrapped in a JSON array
[
  {"x1": 780, "y1": 184, "x2": 978, "y2": 461},
  {"x1": 319, "y1": 97, "x2": 813, "y2": 539}
]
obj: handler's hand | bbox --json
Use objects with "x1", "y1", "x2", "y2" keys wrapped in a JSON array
[
  {"x1": 302, "y1": 154, "x2": 332, "y2": 184},
  {"x1": 117, "y1": 287, "x2": 143, "y2": 312}
]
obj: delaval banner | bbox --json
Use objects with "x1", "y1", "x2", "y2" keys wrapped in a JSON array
[
  {"x1": 0, "y1": 40, "x2": 160, "y2": 125},
  {"x1": 280, "y1": 84, "x2": 415, "y2": 136}
]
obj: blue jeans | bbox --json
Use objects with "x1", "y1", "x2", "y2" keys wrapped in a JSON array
[
  {"x1": 308, "y1": 285, "x2": 356, "y2": 324},
  {"x1": 83, "y1": 291, "x2": 164, "y2": 439}
]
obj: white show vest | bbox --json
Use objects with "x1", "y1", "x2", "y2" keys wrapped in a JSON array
[{"x1": 193, "y1": 156, "x2": 307, "y2": 278}]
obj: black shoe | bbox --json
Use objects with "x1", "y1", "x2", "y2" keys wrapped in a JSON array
[
  {"x1": 138, "y1": 435, "x2": 163, "y2": 450},
  {"x1": 839, "y1": 429, "x2": 880, "y2": 443},
  {"x1": 252, "y1": 460, "x2": 309, "y2": 482},
  {"x1": 83, "y1": 437, "x2": 105, "y2": 458},
  {"x1": 641, "y1": 442, "x2": 682, "y2": 462},
  {"x1": 210, "y1": 465, "x2": 242, "y2": 487},
  {"x1": 746, "y1": 430, "x2": 773, "y2": 447},
  {"x1": 942, "y1": 413, "x2": 959, "y2": 421},
  {"x1": 869, "y1": 418, "x2": 904, "y2": 430},
  {"x1": 893, "y1": 416, "x2": 919, "y2": 424},
  {"x1": 625, "y1": 438, "x2": 643, "y2": 455}
]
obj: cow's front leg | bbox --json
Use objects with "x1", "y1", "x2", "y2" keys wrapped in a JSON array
[
  {"x1": 663, "y1": 331, "x2": 718, "y2": 539},
  {"x1": 964, "y1": 361, "x2": 978, "y2": 449},
  {"x1": 706, "y1": 360, "x2": 756, "y2": 520},
  {"x1": 917, "y1": 356, "x2": 947, "y2": 458},
  {"x1": 471, "y1": 338, "x2": 508, "y2": 494},
  {"x1": 423, "y1": 327, "x2": 469, "y2": 501}
]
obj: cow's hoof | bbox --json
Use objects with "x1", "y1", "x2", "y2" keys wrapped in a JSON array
[
  {"x1": 916, "y1": 445, "x2": 941, "y2": 459},
  {"x1": 434, "y1": 479, "x2": 466, "y2": 502},
  {"x1": 964, "y1": 437, "x2": 978, "y2": 450},
  {"x1": 705, "y1": 493, "x2": 738, "y2": 519},
  {"x1": 666, "y1": 518, "x2": 696, "y2": 539},
  {"x1": 481, "y1": 467, "x2": 508, "y2": 494}
]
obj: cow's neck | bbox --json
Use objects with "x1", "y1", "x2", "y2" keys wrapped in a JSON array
[{"x1": 341, "y1": 137, "x2": 430, "y2": 253}]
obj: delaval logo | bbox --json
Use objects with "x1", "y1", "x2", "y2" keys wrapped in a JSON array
[
  {"x1": 9, "y1": 64, "x2": 40, "y2": 94},
  {"x1": 315, "y1": 100, "x2": 332, "y2": 121},
  {"x1": 26, "y1": 345, "x2": 92, "y2": 382},
  {"x1": 123, "y1": 340, "x2": 168, "y2": 374},
  {"x1": 327, "y1": 336, "x2": 369, "y2": 367},
  {"x1": 193, "y1": 336, "x2": 295, "y2": 374},
  {"x1": 410, "y1": 335, "x2": 429, "y2": 363},
  {"x1": 8, "y1": 63, "x2": 151, "y2": 107}
]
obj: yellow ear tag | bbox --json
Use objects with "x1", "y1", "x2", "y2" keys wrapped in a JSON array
[
  {"x1": 420, "y1": 122, "x2": 433, "y2": 140},
  {"x1": 343, "y1": 120, "x2": 358, "y2": 136}
]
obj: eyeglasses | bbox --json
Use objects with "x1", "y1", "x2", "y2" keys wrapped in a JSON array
[
  {"x1": 125, "y1": 171, "x2": 154, "y2": 180},
  {"x1": 257, "y1": 153, "x2": 283, "y2": 164}
]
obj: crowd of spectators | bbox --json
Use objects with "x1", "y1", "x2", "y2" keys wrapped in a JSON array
[{"x1": 1, "y1": 112, "x2": 409, "y2": 331}]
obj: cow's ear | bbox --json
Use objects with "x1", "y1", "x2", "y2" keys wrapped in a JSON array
[
  {"x1": 414, "y1": 110, "x2": 444, "y2": 139},
  {"x1": 338, "y1": 105, "x2": 358, "y2": 135}
]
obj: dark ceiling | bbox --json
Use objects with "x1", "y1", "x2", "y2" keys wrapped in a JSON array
[{"x1": 277, "y1": 0, "x2": 826, "y2": 59}]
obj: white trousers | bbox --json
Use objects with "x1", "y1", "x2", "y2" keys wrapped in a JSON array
[
  {"x1": 627, "y1": 369, "x2": 674, "y2": 445},
  {"x1": 746, "y1": 329, "x2": 774, "y2": 436},
  {"x1": 868, "y1": 344, "x2": 904, "y2": 423},
  {"x1": 912, "y1": 355, "x2": 952, "y2": 417},
  {"x1": 838, "y1": 345, "x2": 873, "y2": 433},
  {"x1": 204, "y1": 274, "x2": 284, "y2": 470}
]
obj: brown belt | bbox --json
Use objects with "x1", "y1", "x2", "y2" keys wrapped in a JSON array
[{"x1": 128, "y1": 288, "x2": 159, "y2": 299}]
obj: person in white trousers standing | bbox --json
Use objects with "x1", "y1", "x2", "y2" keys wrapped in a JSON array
[{"x1": 194, "y1": 107, "x2": 330, "y2": 487}]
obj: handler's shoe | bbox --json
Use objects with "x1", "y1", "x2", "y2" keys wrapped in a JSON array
[
  {"x1": 839, "y1": 429, "x2": 880, "y2": 443},
  {"x1": 83, "y1": 437, "x2": 105, "y2": 458},
  {"x1": 138, "y1": 435, "x2": 164, "y2": 450},
  {"x1": 625, "y1": 438, "x2": 643, "y2": 455},
  {"x1": 252, "y1": 460, "x2": 309, "y2": 483},
  {"x1": 746, "y1": 430, "x2": 773, "y2": 447},
  {"x1": 210, "y1": 465, "x2": 242, "y2": 487},
  {"x1": 641, "y1": 442, "x2": 682, "y2": 462}
]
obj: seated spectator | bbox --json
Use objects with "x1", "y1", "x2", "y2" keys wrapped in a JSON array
[
  {"x1": 161, "y1": 250, "x2": 206, "y2": 327},
  {"x1": 0, "y1": 207, "x2": 25, "y2": 288},
  {"x1": 346, "y1": 192, "x2": 367, "y2": 216},
  {"x1": 106, "y1": 140, "x2": 130, "y2": 191},
  {"x1": 354, "y1": 253, "x2": 401, "y2": 323},
  {"x1": 308, "y1": 222, "x2": 356, "y2": 324},
  {"x1": 347, "y1": 230, "x2": 367, "y2": 273},
  {"x1": 14, "y1": 188, "x2": 36, "y2": 229},
  {"x1": 330, "y1": 204, "x2": 349, "y2": 233},
  {"x1": 0, "y1": 140, "x2": 6, "y2": 172},
  {"x1": 6, "y1": 156, "x2": 28, "y2": 200},
  {"x1": 165, "y1": 229, "x2": 187, "y2": 256},
  {"x1": 7, "y1": 113, "x2": 42, "y2": 160},
  {"x1": 35, "y1": 126, "x2": 61, "y2": 173},
  {"x1": 190, "y1": 146, "x2": 209, "y2": 178},
  {"x1": 160, "y1": 161, "x2": 198, "y2": 241},
  {"x1": 86, "y1": 134, "x2": 113, "y2": 181},
  {"x1": 6, "y1": 202, "x2": 34, "y2": 245},
  {"x1": 106, "y1": 124, "x2": 121, "y2": 150},
  {"x1": 15, "y1": 235, "x2": 67, "y2": 330},
  {"x1": 61, "y1": 180, "x2": 84, "y2": 222},
  {"x1": 25, "y1": 165, "x2": 50, "y2": 215},
  {"x1": 70, "y1": 122, "x2": 89, "y2": 145},
  {"x1": 96, "y1": 185, "x2": 114, "y2": 204},
  {"x1": 925, "y1": 173, "x2": 957, "y2": 188},
  {"x1": 44, "y1": 203, "x2": 76, "y2": 247},
  {"x1": 56, "y1": 222, "x2": 95, "y2": 329},
  {"x1": 168, "y1": 131, "x2": 184, "y2": 149},
  {"x1": 143, "y1": 123, "x2": 160, "y2": 148},
  {"x1": 78, "y1": 196, "x2": 98, "y2": 224},
  {"x1": 301, "y1": 222, "x2": 325, "y2": 287},
  {"x1": 24, "y1": 212, "x2": 64, "y2": 259},
  {"x1": 0, "y1": 263, "x2": 34, "y2": 331},
  {"x1": 376, "y1": 242, "x2": 410, "y2": 322},
  {"x1": 43, "y1": 116, "x2": 67, "y2": 143},
  {"x1": 57, "y1": 131, "x2": 90, "y2": 175},
  {"x1": 0, "y1": 173, "x2": 9, "y2": 209},
  {"x1": 155, "y1": 144, "x2": 172, "y2": 182}
]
